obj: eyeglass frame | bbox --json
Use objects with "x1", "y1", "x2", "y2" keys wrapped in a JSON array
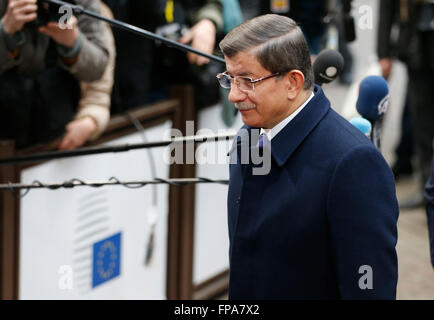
[{"x1": 216, "y1": 71, "x2": 289, "y2": 93}]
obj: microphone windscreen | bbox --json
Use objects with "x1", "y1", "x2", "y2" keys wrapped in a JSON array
[
  {"x1": 313, "y1": 50, "x2": 345, "y2": 85},
  {"x1": 356, "y1": 76, "x2": 390, "y2": 122},
  {"x1": 349, "y1": 117, "x2": 372, "y2": 137}
]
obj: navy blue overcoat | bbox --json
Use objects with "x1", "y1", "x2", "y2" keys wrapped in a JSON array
[{"x1": 227, "y1": 85, "x2": 399, "y2": 299}]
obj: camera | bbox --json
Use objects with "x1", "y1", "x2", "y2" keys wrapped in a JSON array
[
  {"x1": 34, "y1": 0, "x2": 76, "y2": 27},
  {"x1": 155, "y1": 23, "x2": 189, "y2": 42},
  {"x1": 154, "y1": 23, "x2": 190, "y2": 68}
]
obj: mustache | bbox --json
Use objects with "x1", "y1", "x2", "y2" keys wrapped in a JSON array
[{"x1": 235, "y1": 103, "x2": 256, "y2": 111}]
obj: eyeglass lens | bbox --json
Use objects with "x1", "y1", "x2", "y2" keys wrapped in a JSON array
[{"x1": 218, "y1": 74, "x2": 253, "y2": 91}]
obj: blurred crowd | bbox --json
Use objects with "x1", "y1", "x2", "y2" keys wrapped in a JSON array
[
  {"x1": 0, "y1": 0, "x2": 433, "y2": 267},
  {"x1": 377, "y1": 0, "x2": 433, "y2": 269},
  {"x1": 0, "y1": 0, "x2": 357, "y2": 150}
]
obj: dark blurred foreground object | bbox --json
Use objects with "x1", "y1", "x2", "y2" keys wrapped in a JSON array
[
  {"x1": 392, "y1": 89, "x2": 414, "y2": 181},
  {"x1": 425, "y1": 142, "x2": 434, "y2": 268},
  {"x1": 342, "y1": 0, "x2": 355, "y2": 42}
]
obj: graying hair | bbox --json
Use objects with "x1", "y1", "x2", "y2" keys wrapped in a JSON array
[{"x1": 219, "y1": 14, "x2": 314, "y2": 90}]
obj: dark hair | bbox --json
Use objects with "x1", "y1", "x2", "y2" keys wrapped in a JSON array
[{"x1": 219, "y1": 14, "x2": 314, "y2": 90}]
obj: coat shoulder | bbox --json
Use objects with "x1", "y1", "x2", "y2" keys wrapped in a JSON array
[{"x1": 312, "y1": 108, "x2": 375, "y2": 157}]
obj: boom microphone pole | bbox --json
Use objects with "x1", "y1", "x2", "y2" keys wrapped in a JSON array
[
  {"x1": 0, "y1": 133, "x2": 236, "y2": 166},
  {"x1": 0, "y1": 132, "x2": 236, "y2": 166},
  {"x1": 40, "y1": 0, "x2": 226, "y2": 64}
]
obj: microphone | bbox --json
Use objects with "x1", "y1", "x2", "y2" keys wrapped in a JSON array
[
  {"x1": 313, "y1": 49, "x2": 345, "y2": 85},
  {"x1": 349, "y1": 117, "x2": 372, "y2": 138},
  {"x1": 356, "y1": 76, "x2": 390, "y2": 150}
]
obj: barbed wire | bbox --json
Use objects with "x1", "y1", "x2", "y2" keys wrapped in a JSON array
[{"x1": 2, "y1": 177, "x2": 229, "y2": 200}]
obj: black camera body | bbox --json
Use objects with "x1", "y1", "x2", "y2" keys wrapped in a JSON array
[{"x1": 34, "y1": 0, "x2": 76, "y2": 27}]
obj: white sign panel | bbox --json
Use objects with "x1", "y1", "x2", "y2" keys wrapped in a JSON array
[
  {"x1": 19, "y1": 121, "x2": 172, "y2": 299},
  {"x1": 193, "y1": 103, "x2": 243, "y2": 285}
]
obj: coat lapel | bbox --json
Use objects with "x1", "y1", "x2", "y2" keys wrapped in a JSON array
[{"x1": 270, "y1": 85, "x2": 331, "y2": 167}]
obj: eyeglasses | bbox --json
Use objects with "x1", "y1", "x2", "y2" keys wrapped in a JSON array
[{"x1": 216, "y1": 71, "x2": 283, "y2": 92}]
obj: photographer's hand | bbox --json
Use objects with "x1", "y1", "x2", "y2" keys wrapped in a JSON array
[
  {"x1": 179, "y1": 19, "x2": 216, "y2": 66},
  {"x1": 379, "y1": 58, "x2": 392, "y2": 80},
  {"x1": 1, "y1": 0, "x2": 37, "y2": 35},
  {"x1": 38, "y1": 15, "x2": 79, "y2": 48},
  {"x1": 58, "y1": 117, "x2": 97, "y2": 150}
]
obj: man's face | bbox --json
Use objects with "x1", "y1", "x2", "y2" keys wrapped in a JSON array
[{"x1": 225, "y1": 50, "x2": 291, "y2": 129}]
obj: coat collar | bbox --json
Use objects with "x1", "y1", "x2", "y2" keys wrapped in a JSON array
[{"x1": 242, "y1": 85, "x2": 330, "y2": 167}]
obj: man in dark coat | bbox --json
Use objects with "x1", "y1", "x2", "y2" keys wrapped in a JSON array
[{"x1": 218, "y1": 14, "x2": 399, "y2": 299}]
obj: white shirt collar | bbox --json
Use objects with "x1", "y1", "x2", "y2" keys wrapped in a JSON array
[{"x1": 260, "y1": 92, "x2": 315, "y2": 141}]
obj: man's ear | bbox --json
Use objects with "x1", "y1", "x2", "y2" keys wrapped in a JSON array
[{"x1": 287, "y1": 70, "x2": 305, "y2": 100}]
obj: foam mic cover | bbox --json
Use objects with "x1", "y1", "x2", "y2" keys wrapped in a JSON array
[
  {"x1": 313, "y1": 50, "x2": 345, "y2": 85},
  {"x1": 356, "y1": 76, "x2": 390, "y2": 122},
  {"x1": 349, "y1": 117, "x2": 372, "y2": 137}
]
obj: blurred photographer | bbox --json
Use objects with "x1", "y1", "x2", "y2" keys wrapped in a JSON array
[
  {"x1": 378, "y1": 0, "x2": 434, "y2": 208},
  {"x1": 103, "y1": 0, "x2": 223, "y2": 113},
  {"x1": 58, "y1": 1, "x2": 115, "y2": 150},
  {"x1": 151, "y1": 0, "x2": 224, "y2": 110},
  {"x1": 0, "y1": 0, "x2": 109, "y2": 148}
]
